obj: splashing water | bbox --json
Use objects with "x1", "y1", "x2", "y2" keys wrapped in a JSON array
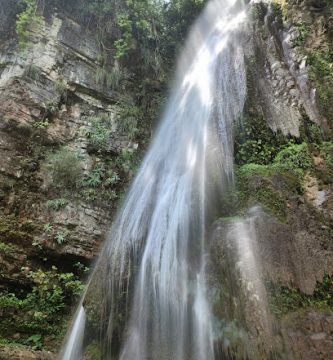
[{"x1": 61, "y1": 1, "x2": 248, "y2": 359}]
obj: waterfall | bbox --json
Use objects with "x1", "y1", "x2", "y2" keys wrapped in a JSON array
[{"x1": 61, "y1": 0, "x2": 248, "y2": 359}]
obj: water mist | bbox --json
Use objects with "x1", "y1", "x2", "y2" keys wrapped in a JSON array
[{"x1": 61, "y1": 1, "x2": 249, "y2": 359}]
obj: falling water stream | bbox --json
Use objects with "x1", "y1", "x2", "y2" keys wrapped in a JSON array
[{"x1": 62, "y1": 0, "x2": 250, "y2": 359}]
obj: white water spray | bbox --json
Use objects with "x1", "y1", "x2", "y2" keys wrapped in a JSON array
[{"x1": 62, "y1": 1, "x2": 248, "y2": 359}]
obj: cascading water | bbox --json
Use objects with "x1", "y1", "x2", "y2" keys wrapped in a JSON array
[{"x1": 61, "y1": 0, "x2": 249, "y2": 359}]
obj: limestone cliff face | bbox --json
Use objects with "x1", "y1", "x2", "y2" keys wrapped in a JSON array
[
  {"x1": 0, "y1": 3, "x2": 145, "y2": 357},
  {"x1": 209, "y1": 1, "x2": 333, "y2": 359},
  {"x1": 0, "y1": 14, "x2": 118, "y2": 262}
]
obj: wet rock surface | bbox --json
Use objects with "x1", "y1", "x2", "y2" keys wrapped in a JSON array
[
  {"x1": 0, "y1": 346, "x2": 55, "y2": 360},
  {"x1": 282, "y1": 310, "x2": 333, "y2": 360}
]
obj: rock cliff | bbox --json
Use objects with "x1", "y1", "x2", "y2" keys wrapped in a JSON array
[{"x1": 0, "y1": 0, "x2": 332, "y2": 359}]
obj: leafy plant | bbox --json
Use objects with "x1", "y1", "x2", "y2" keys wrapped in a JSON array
[
  {"x1": 83, "y1": 164, "x2": 105, "y2": 188},
  {"x1": 54, "y1": 77, "x2": 67, "y2": 95},
  {"x1": 16, "y1": 0, "x2": 43, "y2": 49},
  {"x1": 54, "y1": 230, "x2": 69, "y2": 245},
  {"x1": 0, "y1": 267, "x2": 84, "y2": 348},
  {"x1": 234, "y1": 115, "x2": 289, "y2": 165},
  {"x1": 0, "y1": 242, "x2": 15, "y2": 256},
  {"x1": 307, "y1": 50, "x2": 333, "y2": 125},
  {"x1": 85, "y1": 115, "x2": 112, "y2": 153},
  {"x1": 291, "y1": 21, "x2": 309, "y2": 48},
  {"x1": 26, "y1": 334, "x2": 42, "y2": 350},
  {"x1": 34, "y1": 119, "x2": 49, "y2": 129},
  {"x1": 116, "y1": 147, "x2": 136, "y2": 173},
  {"x1": 43, "y1": 223, "x2": 53, "y2": 233},
  {"x1": 23, "y1": 64, "x2": 42, "y2": 81},
  {"x1": 47, "y1": 148, "x2": 83, "y2": 189},
  {"x1": 105, "y1": 169, "x2": 120, "y2": 186},
  {"x1": 273, "y1": 143, "x2": 313, "y2": 170},
  {"x1": 46, "y1": 198, "x2": 69, "y2": 210},
  {"x1": 266, "y1": 275, "x2": 333, "y2": 318},
  {"x1": 73, "y1": 262, "x2": 90, "y2": 274}
]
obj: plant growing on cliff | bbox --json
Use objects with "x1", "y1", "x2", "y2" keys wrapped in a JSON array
[
  {"x1": 273, "y1": 143, "x2": 313, "y2": 170},
  {"x1": 23, "y1": 63, "x2": 42, "y2": 82},
  {"x1": 85, "y1": 114, "x2": 114, "y2": 153},
  {"x1": 0, "y1": 267, "x2": 84, "y2": 348},
  {"x1": 47, "y1": 148, "x2": 83, "y2": 189},
  {"x1": 266, "y1": 275, "x2": 333, "y2": 318},
  {"x1": 54, "y1": 76, "x2": 67, "y2": 95},
  {"x1": 307, "y1": 50, "x2": 333, "y2": 126},
  {"x1": 234, "y1": 115, "x2": 289, "y2": 165},
  {"x1": 291, "y1": 21, "x2": 309, "y2": 48},
  {"x1": 16, "y1": 0, "x2": 43, "y2": 49}
]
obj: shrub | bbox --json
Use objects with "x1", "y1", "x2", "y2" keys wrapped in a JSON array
[
  {"x1": 23, "y1": 64, "x2": 42, "y2": 81},
  {"x1": 266, "y1": 275, "x2": 333, "y2": 318},
  {"x1": 16, "y1": 0, "x2": 43, "y2": 49},
  {"x1": 273, "y1": 143, "x2": 313, "y2": 170},
  {"x1": 234, "y1": 115, "x2": 289, "y2": 165},
  {"x1": 0, "y1": 267, "x2": 84, "y2": 348},
  {"x1": 46, "y1": 198, "x2": 69, "y2": 210},
  {"x1": 86, "y1": 115, "x2": 112, "y2": 153},
  {"x1": 53, "y1": 77, "x2": 67, "y2": 95},
  {"x1": 47, "y1": 148, "x2": 83, "y2": 189}
]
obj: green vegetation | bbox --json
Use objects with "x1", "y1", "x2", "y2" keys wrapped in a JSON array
[
  {"x1": 80, "y1": 160, "x2": 123, "y2": 203},
  {"x1": 236, "y1": 143, "x2": 316, "y2": 220},
  {"x1": 16, "y1": 0, "x2": 43, "y2": 49},
  {"x1": 46, "y1": 198, "x2": 69, "y2": 210},
  {"x1": 308, "y1": 50, "x2": 333, "y2": 126},
  {"x1": 291, "y1": 21, "x2": 309, "y2": 48},
  {"x1": 271, "y1": 0, "x2": 286, "y2": 23},
  {"x1": 54, "y1": 230, "x2": 69, "y2": 245},
  {"x1": 273, "y1": 143, "x2": 313, "y2": 170},
  {"x1": 0, "y1": 214, "x2": 35, "y2": 244},
  {"x1": 0, "y1": 242, "x2": 17, "y2": 256},
  {"x1": 85, "y1": 115, "x2": 112, "y2": 153},
  {"x1": 47, "y1": 148, "x2": 83, "y2": 189},
  {"x1": 234, "y1": 115, "x2": 289, "y2": 165},
  {"x1": 0, "y1": 267, "x2": 84, "y2": 349},
  {"x1": 23, "y1": 63, "x2": 42, "y2": 81},
  {"x1": 53, "y1": 76, "x2": 67, "y2": 95},
  {"x1": 266, "y1": 275, "x2": 333, "y2": 318}
]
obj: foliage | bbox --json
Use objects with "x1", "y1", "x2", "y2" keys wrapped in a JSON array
[
  {"x1": 73, "y1": 262, "x2": 90, "y2": 274},
  {"x1": 34, "y1": 119, "x2": 49, "y2": 129},
  {"x1": 237, "y1": 165, "x2": 288, "y2": 220},
  {"x1": 43, "y1": 223, "x2": 53, "y2": 233},
  {"x1": 23, "y1": 63, "x2": 42, "y2": 81},
  {"x1": 85, "y1": 115, "x2": 112, "y2": 153},
  {"x1": 117, "y1": 97, "x2": 141, "y2": 139},
  {"x1": 54, "y1": 76, "x2": 67, "y2": 95},
  {"x1": 273, "y1": 143, "x2": 313, "y2": 170},
  {"x1": 83, "y1": 164, "x2": 105, "y2": 187},
  {"x1": 307, "y1": 50, "x2": 333, "y2": 126},
  {"x1": 234, "y1": 115, "x2": 289, "y2": 165},
  {"x1": 16, "y1": 0, "x2": 43, "y2": 49},
  {"x1": 271, "y1": 0, "x2": 287, "y2": 22},
  {"x1": 0, "y1": 214, "x2": 33, "y2": 244},
  {"x1": 46, "y1": 198, "x2": 69, "y2": 210},
  {"x1": 0, "y1": 267, "x2": 84, "y2": 348},
  {"x1": 291, "y1": 21, "x2": 309, "y2": 48},
  {"x1": 0, "y1": 242, "x2": 16, "y2": 256},
  {"x1": 47, "y1": 148, "x2": 83, "y2": 189},
  {"x1": 79, "y1": 158, "x2": 123, "y2": 202},
  {"x1": 116, "y1": 147, "x2": 136, "y2": 173},
  {"x1": 266, "y1": 275, "x2": 333, "y2": 318},
  {"x1": 236, "y1": 143, "x2": 314, "y2": 220},
  {"x1": 54, "y1": 230, "x2": 69, "y2": 245}
]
